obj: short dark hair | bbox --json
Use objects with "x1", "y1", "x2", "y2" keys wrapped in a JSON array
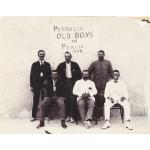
[
  {"x1": 64, "y1": 51, "x2": 72, "y2": 57},
  {"x1": 98, "y1": 50, "x2": 105, "y2": 55},
  {"x1": 38, "y1": 50, "x2": 45, "y2": 55},
  {"x1": 113, "y1": 69, "x2": 120, "y2": 74}
]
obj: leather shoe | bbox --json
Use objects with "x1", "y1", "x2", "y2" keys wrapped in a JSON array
[
  {"x1": 101, "y1": 121, "x2": 110, "y2": 129},
  {"x1": 61, "y1": 120, "x2": 67, "y2": 129},
  {"x1": 125, "y1": 121, "x2": 133, "y2": 130},
  {"x1": 84, "y1": 120, "x2": 92, "y2": 129},
  {"x1": 36, "y1": 121, "x2": 44, "y2": 129},
  {"x1": 30, "y1": 118, "x2": 36, "y2": 122}
]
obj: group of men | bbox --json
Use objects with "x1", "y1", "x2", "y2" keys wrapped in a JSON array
[{"x1": 30, "y1": 50, "x2": 133, "y2": 130}]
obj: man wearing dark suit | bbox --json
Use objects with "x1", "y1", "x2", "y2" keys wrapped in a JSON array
[
  {"x1": 37, "y1": 70, "x2": 67, "y2": 129},
  {"x1": 57, "y1": 51, "x2": 81, "y2": 123},
  {"x1": 30, "y1": 50, "x2": 51, "y2": 122}
]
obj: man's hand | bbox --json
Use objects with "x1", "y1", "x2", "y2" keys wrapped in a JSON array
[
  {"x1": 45, "y1": 97, "x2": 49, "y2": 100},
  {"x1": 120, "y1": 97, "x2": 126, "y2": 102},
  {"x1": 82, "y1": 93, "x2": 90, "y2": 99},
  {"x1": 109, "y1": 97, "x2": 114, "y2": 103},
  {"x1": 59, "y1": 97, "x2": 65, "y2": 101},
  {"x1": 31, "y1": 87, "x2": 34, "y2": 92}
]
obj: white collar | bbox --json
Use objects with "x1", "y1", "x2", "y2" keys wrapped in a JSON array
[
  {"x1": 39, "y1": 60, "x2": 44, "y2": 64},
  {"x1": 52, "y1": 79, "x2": 57, "y2": 82}
]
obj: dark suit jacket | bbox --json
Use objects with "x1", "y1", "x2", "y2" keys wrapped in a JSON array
[
  {"x1": 57, "y1": 61, "x2": 81, "y2": 85},
  {"x1": 30, "y1": 61, "x2": 51, "y2": 89},
  {"x1": 41, "y1": 79, "x2": 65, "y2": 99}
]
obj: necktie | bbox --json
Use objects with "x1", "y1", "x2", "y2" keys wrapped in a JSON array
[
  {"x1": 40, "y1": 62, "x2": 44, "y2": 77},
  {"x1": 53, "y1": 80, "x2": 56, "y2": 91}
]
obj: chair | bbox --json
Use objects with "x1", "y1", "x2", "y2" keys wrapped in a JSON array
[
  {"x1": 75, "y1": 102, "x2": 124, "y2": 124},
  {"x1": 110, "y1": 103, "x2": 124, "y2": 123}
]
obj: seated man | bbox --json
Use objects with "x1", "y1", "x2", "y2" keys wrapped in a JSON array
[
  {"x1": 73, "y1": 70, "x2": 97, "y2": 129},
  {"x1": 102, "y1": 70, "x2": 133, "y2": 130},
  {"x1": 37, "y1": 70, "x2": 67, "y2": 129}
]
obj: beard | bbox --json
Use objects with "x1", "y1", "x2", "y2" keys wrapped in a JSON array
[
  {"x1": 98, "y1": 56, "x2": 104, "y2": 61},
  {"x1": 83, "y1": 77, "x2": 88, "y2": 80},
  {"x1": 66, "y1": 59, "x2": 71, "y2": 63}
]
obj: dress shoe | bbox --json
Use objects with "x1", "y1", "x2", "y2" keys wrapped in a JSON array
[
  {"x1": 70, "y1": 117, "x2": 75, "y2": 123},
  {"x1": 36, "y1": 121, "x2": 45, "y2": 129},
  {"x1": 84, "y1": 120, "x2": 92, "y2": 129},
  {"x1": 125, "y1": 121, "x2": 133, "y2": 130},
  {"x1": 61, "y1": 120, "x2": 67, "y2": 129},
  {"x1": 101, "y1": 121, "x2": 110, "y2": 129},
  {"x1": 30, "y1": 118, "x2": 36, "y2": 122},
  {"x1": 65, "y1": 117, "x2": 70, "y2": 122}
]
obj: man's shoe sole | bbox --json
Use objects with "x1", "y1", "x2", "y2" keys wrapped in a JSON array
[{"x1": 101, "y1": 126, "x2": 110, "y2": 129}]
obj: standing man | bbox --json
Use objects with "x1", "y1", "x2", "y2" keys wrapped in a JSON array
[
  {"x1": 57, "y1": 51, "x2": 81, "y2": 123},
  {"x1": 102, "y1": 70, "x2": 133, "y2": 130},
  {"x1": 88, "y1": 50, "x2": 113, "y2": 117},
  {"x1": 73, "y1": 70, "x2": 97, "y2": 129},
  {"x1": 30, "y1": 50, "x2": 51, "y2": 122},
  {"x1": 37, "y1": 70, "x2": 67, "y2": 129}
]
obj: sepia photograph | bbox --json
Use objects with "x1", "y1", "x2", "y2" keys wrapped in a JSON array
[{"x1": 0, "y1": 16, "x2": 150, "y2": 134}]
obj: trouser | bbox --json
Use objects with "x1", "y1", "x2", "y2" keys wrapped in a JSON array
[
  {"x1": 104, "y1": 98, "x2": 131, "y2": 121},
  {"x1": 64, "y1": 78, "x2": 75, "y2": 118},
  {"x1": 77, "y1": 98, "x2": 95, "y2": 122},
  {"x1": 32, "y1": 88, "x2": 41, "y2": 118},
  {"x1": 39, "y1": 96, "x2": 66, "y2": 121},
  {"x1": 95, "y1": 94, "x2": 105, "y2": 117}
]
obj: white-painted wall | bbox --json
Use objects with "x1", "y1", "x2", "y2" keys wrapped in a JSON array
[{"x1": 0, "y1": 17, "x2": 149, "y2": 118}]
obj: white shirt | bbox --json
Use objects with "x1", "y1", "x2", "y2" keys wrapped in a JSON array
[
  {"x1": 104, "y1": 79, "x2": 128, "y2": 102},
  {"x1": 66, "y1": 62, "x2": 72, "y2": 78},
  {"x1": 39, "y1": 60, "x2": 45, "y2": 77},
  {"x1": 73, "y1": 79, "x2": 97, "y2": 101},
  {"x1": 39, "y1": 60, "x2": 45, "y2": 66},
  {"x1": 52, "y1": 79, "x2": 57, "y2": 91}
]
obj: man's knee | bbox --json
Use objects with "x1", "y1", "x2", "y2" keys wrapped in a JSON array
[
  {"x1": 57, "y1": 98, "x2": 65, "y2": 108},
  {"x1": 40, "y1": 97, "x2": 51, "y2": 108},
  {"x1": 88, "y1": 100, "x2": 95, "y2": 108},
  {"x1": 77, "y1": 99, "x2": 85, "y2": 107}
]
